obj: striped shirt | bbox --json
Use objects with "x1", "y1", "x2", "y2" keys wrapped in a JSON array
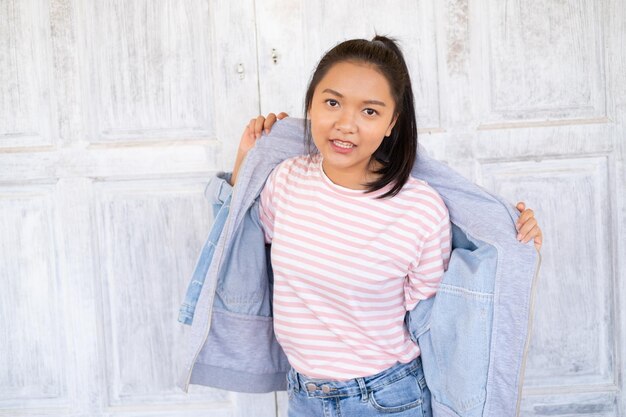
[{"x1": 259, "y1": 153, "x2": 451, "y2": 380}]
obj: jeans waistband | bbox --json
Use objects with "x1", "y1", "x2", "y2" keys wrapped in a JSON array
[{"x1": 288, "y1": 356, "x2": 422, "y2": 400}]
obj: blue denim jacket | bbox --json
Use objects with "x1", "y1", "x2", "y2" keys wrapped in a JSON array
[
  {"x1": 178, "y1": 181, "x2": 232, "y2": 325},
  {"x1": 176, "y1": 118, "x2": 541, "y2": 417}
]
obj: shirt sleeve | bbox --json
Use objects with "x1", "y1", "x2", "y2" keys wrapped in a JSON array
[
  {"x1": 258, "y1": 167, "x2": 279, "y2": 244},
  {"x1": 404, "y1": 208, "x2": 452, "y2": 311}
]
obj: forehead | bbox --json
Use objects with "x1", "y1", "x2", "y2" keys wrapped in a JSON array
[{"x1": 315, "y1": 61, "x2": 394, "y2": 100}]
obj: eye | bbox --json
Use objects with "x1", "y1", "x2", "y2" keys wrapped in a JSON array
[
  {"x1": 363, "y1": 108, "x2": 378, "y2": 116},
  {"x1": 325, "y1": 99, "x2": 339, "y2": 107}
]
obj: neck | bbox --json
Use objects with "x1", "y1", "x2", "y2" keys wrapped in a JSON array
[{"x1": 321, "y1": 159, "x2": 383, "y2": 190}]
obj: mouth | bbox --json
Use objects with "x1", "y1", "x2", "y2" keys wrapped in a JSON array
[
  {"x1": 330, "y1": 139, "x2": 356, "y2": 149},
  {"x1": 329, "y1": 139, "x2": 356, "y2": 154}
]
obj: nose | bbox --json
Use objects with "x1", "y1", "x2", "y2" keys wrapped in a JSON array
[{"x1": 334, "y1": 111, "x2": 356, "y2": 134}]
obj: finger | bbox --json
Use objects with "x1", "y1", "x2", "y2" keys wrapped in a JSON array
[
  {"x1": 518, "y1": 217, "x2": 537, "y2": 239},
  {"x1": 519, "y1": 221, "x2": 539, "y2": 242},
  {"x1": 516, "y1": 202, "x2": 526, "y2": 212},
  {"x1": 519, "y1": 208, "x2": 535, "y2": 223},
  {"x1": 247, "y1": 119, "x2": 256, "y2": 140},
  {"x1": 523, "y1": 225, "x2": 542, "y2": 244},
  {"x1": 254, "y1": 115, "x2": 266, "y2": 138},
  {"x1": 277, "y1": 112, "x2": 289, "y2": 119},
  {"x1": 534, "y1": 234, "x2": 543, "y2": 251},
  {"x1": 515, "y1": 208, "x2": 535, "y2": 230},
  {"x1": 264, "y1": 113, "x2": 277, "y2": 134}
]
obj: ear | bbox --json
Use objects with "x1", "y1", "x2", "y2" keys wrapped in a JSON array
[{"x1": 385, "y1": 114, "x2": 398, "y2": 137}]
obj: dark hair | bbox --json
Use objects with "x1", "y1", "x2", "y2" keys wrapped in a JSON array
[{"x1": 303, "y1": 35, "x2": 418, "y2": 199}]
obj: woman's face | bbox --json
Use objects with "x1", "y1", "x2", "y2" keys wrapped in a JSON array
[{"x1": 308, "y1": 61, "x2": 397, "y2": 187}]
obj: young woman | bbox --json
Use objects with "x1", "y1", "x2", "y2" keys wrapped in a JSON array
[{"x1": 229, "y1": 36, "x2": 542, "y2": 417}]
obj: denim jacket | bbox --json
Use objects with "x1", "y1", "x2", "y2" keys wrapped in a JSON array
[{"x1": 176, "y1": 118, "x2": 541, "y2": 417}]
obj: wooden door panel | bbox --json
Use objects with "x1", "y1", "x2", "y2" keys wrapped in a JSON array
[
  {"x1": 480, "y1": 0, "x2": 606, "y2": 125},
  {"x1": 94, "y1": 179, "x2": 214, "y2": 408},
  {"x1": 84, "y1": 1, "x2": 216, "y2": 143},
  {"x1": 0, "y1": 186, "x2": 68, "y2": 411},
  {"x1": 483, "y1": 156, "x2": 616, "y2": 389},
  {"x1": 0, "y1": 0, "x2": 54, "y2": 149}
]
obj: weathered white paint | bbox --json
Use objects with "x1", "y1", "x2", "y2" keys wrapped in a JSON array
[
  {"x1": 0, "y1": 0, "x2": 54, "y2": 149},
  {"x1": 0, "y1": 0, "x2": 624, "y2": 417},
  {"x1": 0, "y1": 0, "x2": 271, "y2": 416}
]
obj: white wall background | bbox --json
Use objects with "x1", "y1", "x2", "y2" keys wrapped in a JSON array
[{"x1": 0, "y1": 1, "x2": 625, "y2": 416}]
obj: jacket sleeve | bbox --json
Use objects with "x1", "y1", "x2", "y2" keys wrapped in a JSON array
[{"x1": 205, "y1": 172, "x2": 233, "y2": 218}]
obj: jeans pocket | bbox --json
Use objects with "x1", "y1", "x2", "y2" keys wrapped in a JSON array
[{"x1": 369, "y1": 371, "x2": 424, "y2": 414}]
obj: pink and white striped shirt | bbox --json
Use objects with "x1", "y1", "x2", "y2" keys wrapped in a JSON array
[{"x1": 259, "y1": 153, "x2": 451, "y2": 380}]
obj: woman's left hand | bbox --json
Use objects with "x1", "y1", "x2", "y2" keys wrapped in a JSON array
[{"x1": 515, "y1": 202, "x2": 543, "y2": 251}]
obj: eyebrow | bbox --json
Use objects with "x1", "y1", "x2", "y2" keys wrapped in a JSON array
[{"x1": 322, "y1": 88, "x2": 387, "y2": 107}]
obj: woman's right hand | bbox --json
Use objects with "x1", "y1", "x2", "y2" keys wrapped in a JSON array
[
  {"x1": 238, "y1": 112, "x2": 289, "y2": 154},
  {"x1": 231, "y1": 112, "x2": 289, "y2": 186}
]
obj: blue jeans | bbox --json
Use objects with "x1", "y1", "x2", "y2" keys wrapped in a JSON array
[{"x1": 286, "y1": 356, "x2": 432, "y2": 417}]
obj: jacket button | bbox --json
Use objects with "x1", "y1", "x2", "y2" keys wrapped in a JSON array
[
  {"x1": 306, "y1": 383, "x2": 317, "y2": 392},
  {"x1": 322, "y1": 385, "x2": 331, "y2": 393}
]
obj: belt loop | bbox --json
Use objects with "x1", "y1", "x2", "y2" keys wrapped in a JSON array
[{"x1": 356, "y1": 377, "x2": 368, "y2": 402}]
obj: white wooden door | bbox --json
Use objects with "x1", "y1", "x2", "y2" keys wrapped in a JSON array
[
  {"x1": 0, "y1": 1, "x2": 271, "y2": 416},
  {"x1": 254, "y1": 1, "x2": 626, "y2": 416}
]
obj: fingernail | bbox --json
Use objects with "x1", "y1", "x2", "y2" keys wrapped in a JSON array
[{"x1": 517, "y1": 234, "x2": 522, "y2": 240}]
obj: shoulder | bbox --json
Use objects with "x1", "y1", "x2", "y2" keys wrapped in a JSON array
[
  {"x1": 397, "y1": 176, "x2": 449, "y2": 224},
  {"x1": 276, "y1": 154, "x2": 318, "y2": 172},
  {"x1": 264, "y1": 153, "x2": 319, "y2": 190},
  {"x1": 269, "y1": 154, "x2": 319, "y2": 180}
]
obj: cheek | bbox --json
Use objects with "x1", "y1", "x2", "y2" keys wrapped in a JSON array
[
  {"x1": 361, "y1": 127, "x2": 388, "y2": 148},
  {"x1": 309, "y1": 123, "x2": 325, "y2": 147},
  {"x1": 370, "y1": 139, "x2": 385, "y2": 152},
  {"x1": 309, "y1": 116, "x2": 332, "y2": 140}
]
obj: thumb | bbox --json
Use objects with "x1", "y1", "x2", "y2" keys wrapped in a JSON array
[{"x1": 516, "y1": 202, "x2": 526, "y2": 212}]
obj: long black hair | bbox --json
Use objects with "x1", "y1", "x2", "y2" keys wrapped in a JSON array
[{"x1": 303, "y1": 35, "x2": 418, "y2": 199}]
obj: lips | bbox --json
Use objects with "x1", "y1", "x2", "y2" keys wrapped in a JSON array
[
  {"x1": 329, "y1": 139, "x2": 356, "y2": 153},
  {"x1": 330, "y1": 139, "x2": 356, "y2": 148}
]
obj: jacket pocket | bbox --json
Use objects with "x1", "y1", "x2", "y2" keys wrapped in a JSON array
[
  {"x1": 428, "y1": 282, "x2": 493, "y2": 413},
  {"x1": 417, "y1": 241, "x2": 496, "y2": 415}
]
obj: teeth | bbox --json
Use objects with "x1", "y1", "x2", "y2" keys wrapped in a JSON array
[{"x1": 333, "y1": 140, "x2": 354, "y2": 149}]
